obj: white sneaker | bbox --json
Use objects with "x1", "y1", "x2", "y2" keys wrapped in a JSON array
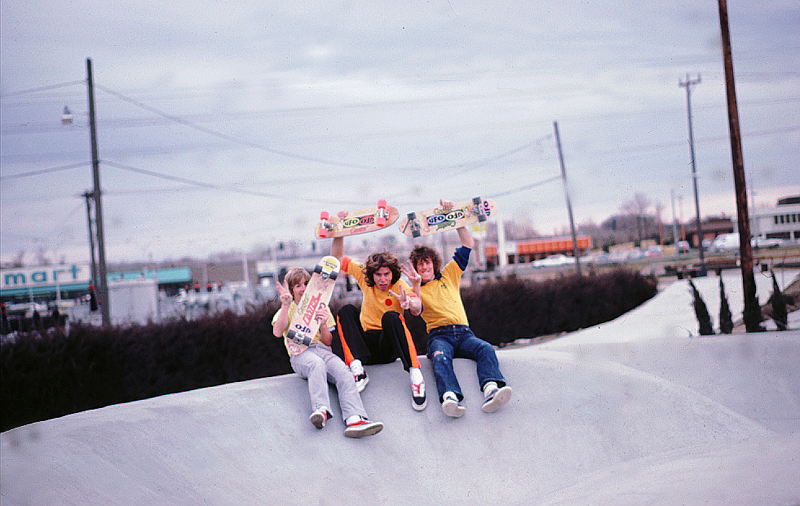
[
  {"x1": 350, "y1": 360, "x2": 369, "y2": 392},
  {"x1": 481, "y1": 383, "x2": 513, "y2": 413},
  {"x1": 410, "y1": 367, "x2": 427, "y2": 411},
  {"x1": 309, "y1": 407, "x2": 329, "y2": 429},
  {"x1": 411, "y1": 379, "x2": 427, "y2": 411},
  {"x1": 442, "y1": 391, "x2": 466, "y2": 418}
]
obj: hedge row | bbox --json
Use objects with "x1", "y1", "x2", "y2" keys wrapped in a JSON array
[{"x1": 1, "y1": 269, "x2": 656, "y2": 432}]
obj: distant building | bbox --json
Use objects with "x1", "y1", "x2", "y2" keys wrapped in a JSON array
[
  {"x1": 741, "y1": 195, "x2": 800, "y2": 241},
  {"x1": 0, "y1": 264, "x2": 191, "y2": 304},
  {"x1": 684, "y1": 216, "x2": 734, "y2": 249}
]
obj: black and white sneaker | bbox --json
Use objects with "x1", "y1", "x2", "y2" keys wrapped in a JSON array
[
  {"x1": 442, "y1": 391, "x2": 466, "y2": 418},
  {"x1": 481, "y1": 383, "x2": 513, "y2": 413},
  {"x1": 350, "y1": 361, "x2": 369, "y2": 392}
]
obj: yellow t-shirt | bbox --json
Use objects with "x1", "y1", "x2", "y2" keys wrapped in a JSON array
[
  {"x1": 272, "y1": 301, "x2": 335, "y2": 356},
  {"x1": 343, "y1": 257, "x2": 415, "y2": 331},
  {"x1": 418, "y1": 260, "x2": 469, "y2": 332}
]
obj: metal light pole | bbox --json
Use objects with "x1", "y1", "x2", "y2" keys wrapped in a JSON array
[
  {"x1": 87, "y1": 58, "x2": 110, "y2": 326},
  {"x1": 679, "y1": 74, "x2": 706, "y2": 276},
  {"x1": 554, "y1": 121, "x2": 581, "y2": 275}
]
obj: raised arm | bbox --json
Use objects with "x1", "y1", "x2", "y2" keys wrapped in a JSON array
[
  {"x1": 440, "y1": 199, "x2": 475, "y2": 249},
  {"x1": 330, "y1": 236, "x2": 344, "y2": 261},
  {"x1": 457, "y1": 225, "x2": 474, "y2": 249},
  {"x1": 329, "y1": 211, "x2": 348, "y2": 261},
  {"x1": 272, "y1": 280, "x2": 293, "y2": 337}
]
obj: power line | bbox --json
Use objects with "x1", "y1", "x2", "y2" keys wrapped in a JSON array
[
  {"x1": 0, "y1": 162, "x2": 91, "y2": 181},
  {"x1": 94, "y1": 84, "x2": 382, "y2": 172},
  {"x1": 0, "y1": 80, "x2": 84, "y2": 98}
]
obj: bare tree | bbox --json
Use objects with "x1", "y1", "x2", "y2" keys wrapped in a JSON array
[{"x1": 620, "y1": 193, "x2": 652, "y2": 245}]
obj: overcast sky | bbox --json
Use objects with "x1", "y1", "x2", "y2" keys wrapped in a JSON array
[{"x1": 2, "y1": 0, "x2": 798, "y2": 265}]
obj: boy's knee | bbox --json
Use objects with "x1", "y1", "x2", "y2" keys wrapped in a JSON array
[
  {"x1": 381, "y1": 310, "x2": 401, "y2": 325},
  {"x1": 339, "y1": 304, "x2": 359, "y2": 319},
  {"x1": 428, "y1": 348, "x2": 449, "y2": 364}
]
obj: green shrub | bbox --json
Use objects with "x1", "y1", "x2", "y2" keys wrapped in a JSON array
[{"x1": 463, "y1": 269, "x2": 658, "y2": 345}]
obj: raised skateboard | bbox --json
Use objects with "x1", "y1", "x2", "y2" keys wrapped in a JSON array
[
  {"x1": 316, "y1": 200, "x2": 399, "y2": 238},
  {"x1": 285, "y1": 255, "x2": 340, "y2": 355},
  {"x1": 398, "y1": 197, "x2": 497, "y2": 238}
]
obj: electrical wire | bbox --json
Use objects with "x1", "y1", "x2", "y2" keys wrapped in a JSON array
[{"x1": 0, "y1": 162, "x2": 91, "y2": 181}]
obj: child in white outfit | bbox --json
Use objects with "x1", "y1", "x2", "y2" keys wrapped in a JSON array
[{"x1": 272, "y1": 267, "x2": 383, "y2": 438}]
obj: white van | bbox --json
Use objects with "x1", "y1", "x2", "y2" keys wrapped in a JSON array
[{"x1": 709, "y1": 232, "x2": 740, "y2": 252}]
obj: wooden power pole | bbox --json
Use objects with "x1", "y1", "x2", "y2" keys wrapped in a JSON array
[{"x1": 717, "y1": 0, "x2": 762, "y2": 332}]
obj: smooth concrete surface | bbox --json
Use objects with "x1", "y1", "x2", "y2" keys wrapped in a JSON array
[{"x1": 2, "y1": 271, "x2": 799, "y2": 505}]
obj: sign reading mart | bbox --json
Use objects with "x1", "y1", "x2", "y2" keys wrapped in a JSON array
[{"x1": 1, "y1": 264, "x2": 92, "y2": 294}]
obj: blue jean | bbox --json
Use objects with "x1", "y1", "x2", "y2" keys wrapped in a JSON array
[{"x1": 426, "y1": 324, "x2": 506, "y2": 402}]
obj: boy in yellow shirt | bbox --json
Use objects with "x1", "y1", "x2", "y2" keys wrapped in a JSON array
[
  {"x1": 403, "y1": 200, "x2": 512, "y2": 418},
  {"x1": 330, "y1": 232, "x2": 428, "y2": 411}
]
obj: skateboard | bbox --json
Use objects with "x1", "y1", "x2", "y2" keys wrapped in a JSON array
[
  {"x1": 315, "y1": 200, "x2": 399, "y2": 238},
  {"x1": 398, "y1": 197, "x2": 497, "y2": 238},
  {"x1": 285, "y1": 256, "x2": 340, "y2": 355}
]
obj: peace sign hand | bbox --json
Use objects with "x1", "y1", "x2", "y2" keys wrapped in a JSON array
[
  {"x1": 389, "y1": 284, "x2": 412, "y2": 310},
  {"x1": 276, "y1": 280, "x2": 293, "y2": 306},
  {"x1": 400, "y1": 261, "x2": 422, "y2": 290}
]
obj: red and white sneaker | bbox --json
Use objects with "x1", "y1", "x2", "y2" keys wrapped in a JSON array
[
  {"x1": 411, "y1": 379, "x2": 427, "y2": 411},
  {"x1": 309, "y1": 408, "x2": 330, "y2": 429},
  {"x1": 344, "y1": 416, "x2": 384, "y2": 438}
]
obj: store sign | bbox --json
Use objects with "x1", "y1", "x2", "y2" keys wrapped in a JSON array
[{"x1": 1, "y1": 264, "x2": 92, "y2": 290}]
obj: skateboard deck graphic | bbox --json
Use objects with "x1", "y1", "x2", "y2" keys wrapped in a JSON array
[
  {"x1": 285, "y1": 256, "x2": 340, "y2": 355},
  {"x1": 398, "y1": 197, "x2": 497, "y2": 238},
  {"x1": 315, "y1": 200, "x2": 399, "y2": 238}
]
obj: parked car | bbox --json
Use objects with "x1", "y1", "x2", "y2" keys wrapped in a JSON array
[
  {"x1": 644, "y1": 246, "x2": 663, "y2": 258},
  {"x1": 532, "y1": 254, "x2": 573, "y2": 268},
  {"x1": 676, "y1": 241, "x2": 691, "y2": 254},
  {"x1": 751, "y1": 235, "x2": 784, "y2": 249},
  {"x1": 627, "y1": 248, "x2": 644, "y2": 260}
]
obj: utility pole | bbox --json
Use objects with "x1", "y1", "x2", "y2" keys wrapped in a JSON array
[
  {"x1": 82, "y1": 191, "x2": 98, "y2": 289},
  {"x1": 679, "y1": 73, "x2": 706, "y2": 276},
  {"x1": 554, "y1": 121, "x2": 581, "y2": 275},
  {"x1": 717, "y1": 0, "x2": 762, "y2": 332},
  {"x1": 87, "y1": 58, "x2": 110, "y2": 326},
  {"x1": 671, "y1": 190, "x2": 679, "y2": 248}
]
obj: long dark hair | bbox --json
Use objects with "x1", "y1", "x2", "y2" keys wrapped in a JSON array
[
  {"x1": 409, "y1": 245, "x2": 442, "y2": 279},
  {"x1": 363, "y1": 252, "x2": 401, "y2": 287}
]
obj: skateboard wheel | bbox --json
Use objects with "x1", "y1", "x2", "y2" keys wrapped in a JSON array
[
  {"x1": 329, "y1": 270, "x2": 338, "y2": 281},
  {"x1": 318, "y1": 228, "x2": 328, "y2": 238},
  {"x1": 378, "y1": 199, "x2": 387, "y2": 208},
  {"x1": 320, "y1": 211, "x2": 329, "y2": 220},
  {"x1": 474, "y1": 197, "x2": 487, "y2": 222},
  {"x1": 376, "y1": 216, "x2": 386, "y2": 227}
]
